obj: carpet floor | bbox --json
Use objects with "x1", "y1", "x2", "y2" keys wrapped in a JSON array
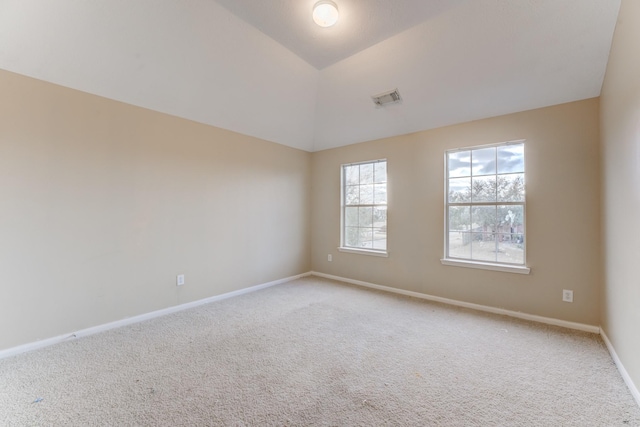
[{"x1": 1, "y1": 276, "x2": 639, "y2": 426}]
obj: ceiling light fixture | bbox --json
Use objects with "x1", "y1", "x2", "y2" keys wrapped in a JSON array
[{"x1": 313, "y1": 1, "x2": 339, "y2": 28}]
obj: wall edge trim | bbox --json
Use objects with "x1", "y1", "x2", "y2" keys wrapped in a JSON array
[
  {"x1": 600, "y1": 327, "x2": 640, "y2": 408},
  {"x1": 310, "y1": 271, "x2": 600, "y2": 333},
  {"x1": 0, "y1": 272, "x2": 311, "y2": 360}
]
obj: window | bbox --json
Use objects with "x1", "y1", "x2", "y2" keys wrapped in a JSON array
[
  {"x1": 340, "y1": 160, "x2": 387, "y2": 256},
  {"x1": 444, "y1": 141, "x2": 528, "y2": 273}
]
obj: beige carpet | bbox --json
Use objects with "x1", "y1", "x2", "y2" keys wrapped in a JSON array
[{"x1": 1, "y1": 277, "x2": 639, "y2": 426}]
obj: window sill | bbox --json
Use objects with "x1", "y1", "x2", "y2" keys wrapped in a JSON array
[
  {"x1": 338, "y1": 247, "x2": 389, "y2": 258},
  {"x1": 440, "y1": 258, "x2": 530, "y2": 275}
]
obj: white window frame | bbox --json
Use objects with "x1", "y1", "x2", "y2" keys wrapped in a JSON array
[
  {"x1": 339, "y1": 159, "x2": 388, "y2": 257},
  {"x1": 441, "y1": 140, "x2": 530, "y2": 274}
]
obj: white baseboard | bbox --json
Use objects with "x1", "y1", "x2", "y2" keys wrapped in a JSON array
[
  {"x1": 600, "y1": 328, "x2": 640, "y2": 408},
  {"x1": 310, "y1": 271, "x2": 600, "y2": 334},
  {"x1": 0, "y1": 272, "x2": 311, "y2": 360},
  {"x1": 5, "y1": 270, "x2": 637, "y2": 410}
]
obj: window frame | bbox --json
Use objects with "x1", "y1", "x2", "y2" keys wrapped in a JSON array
[
  {"x1": 339, "y1": 159, "x2": 389, "y2": 257},
  {"x1": 441, "y1": 140, "x2": 530, "y2": 274}
]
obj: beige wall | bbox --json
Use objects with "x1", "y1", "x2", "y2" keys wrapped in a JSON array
[
  {"x1": 600, "y1": 0, "x2": 640, "y2": 395},
  {"x1": 312, "y1": 98, "x2": 601, "y2": 325},
  {"x1": 0, "y1": 56, "x2": 622, "y2": 359},
  {"x1": 0, "y1": 70, "x2": 311, "y2": 350}
]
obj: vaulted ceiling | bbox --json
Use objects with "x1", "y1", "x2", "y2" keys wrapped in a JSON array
[{"x1": 0, "y1": 0, "x2": 620, "y2": 152}]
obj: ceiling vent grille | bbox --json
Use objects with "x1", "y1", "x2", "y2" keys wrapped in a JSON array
[{"x1": 372, "y1": 89, "x2": 402, "y2": 107}]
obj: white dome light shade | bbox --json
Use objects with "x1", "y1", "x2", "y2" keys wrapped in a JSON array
[{"x1": 313, "y1": 1, "x2": 339, "y2": 28}]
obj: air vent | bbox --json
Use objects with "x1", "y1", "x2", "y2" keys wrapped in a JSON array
[{"x1": 372, "y1": 89, "x2": 402, "y2": 107}]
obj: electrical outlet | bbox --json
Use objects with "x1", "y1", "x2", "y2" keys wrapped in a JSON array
[
  {"x1": 328, "y1": 254, "x2": 332, "y2": 262},
  {"x1": 177, "y1": 274, "x2": 185, "y2": 286},
  {"x1": 562, "y1": 289, "x2": 573, "y2": 303}
]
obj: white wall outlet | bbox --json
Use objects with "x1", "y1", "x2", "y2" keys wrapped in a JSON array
[
  {"x1": 328, "y1": 254, "x2": 332, "y2": 262},
  {"x1": 177, "y1": 274, "x2": 185, "y2": 286},
  {"x1": 562, "y1": 289, "x2": 573, "y2": 302}
]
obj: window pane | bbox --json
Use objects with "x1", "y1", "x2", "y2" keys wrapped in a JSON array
[
  {"x1": 359, "y1": 207, "x2": 373, "y2": 227},
  {"x1": 472, "y1": 206, "x2": 497, "y2": 230},
  {"x1": 472, "y1": 176, "x2": 496, "y2": 202},
  {"x1": 497, "y1": 234, "x2": 524, "y2": 264},
  {"x1": 374, "y1": 184, "x2": 387, "y2": 204},
  {"x1": 360, "y1": 163, "x2": 374, "y2": 184},
  {"x1": 499, "y1": 205, "x2": 524, "y2": 234},
  {"x1": 345, "y1": 185, "x2": 359, "y2": 205},
  {"x1": 372, "y1": 240, "x2": 386, "y2": 250},
  {"x1": 345, "y1": 165, "x2": 359, "y2": 185},
  {"x1": 373, "y1": 206, "x2": 387, "y2": 228},
  {"x1": 358, "y1": 228, "x2": 373, "y2": 248},
  {"x1": 448, "y1": 206, "x2": 471, "y2": 231},
  {"x1": 448, "y1": 151, "x2": 471, "y2": 178},
  {"x1": 345, "y1": 207, "x2": 358, "y2": 227},
  {"x1": 345, "y1": 227, "x2": 359, "y2": 247},
  {"x1": 448, "y1": 232, "x2": 471, "y2": 259},
  {"x1": 448, "y1": 177, "x2": 471, "y2": 203},
  {"x1": 471, "y1": 233, "x2": 497, "y2": 262},
  {"x1": 497, "y1": 173, "x2": 525, "y2": 202},
  {"x1": 360, "y1": 184, "x2": 374, "y2": 204},
  {"x1": 374, "y1": 162, "x2": 387, "y2": 183},
  {"x1": 373, "y1": 227, "x2": 386, "y2": 250},
  {"x1": 472, "y1": 147, "x2": 496, "y2": 176},
  {"x1": 497, "y1": 144, "x2": 524, "y2": 174}
]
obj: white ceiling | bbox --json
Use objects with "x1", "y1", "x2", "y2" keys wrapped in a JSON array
[
  {"x1": 0, "y1": 0, "x2": 621, "y2": 152},
  {"x1": 213, "y1": 0, "x2": 468, "y2": 70}
]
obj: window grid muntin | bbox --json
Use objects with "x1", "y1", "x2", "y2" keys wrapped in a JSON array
[
  {"x1": 341, "y1": 159, "x2": 387, "y2": 252},
  {"x1": 445, "y1": 141, "x2": 525, "y2": 266}
]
